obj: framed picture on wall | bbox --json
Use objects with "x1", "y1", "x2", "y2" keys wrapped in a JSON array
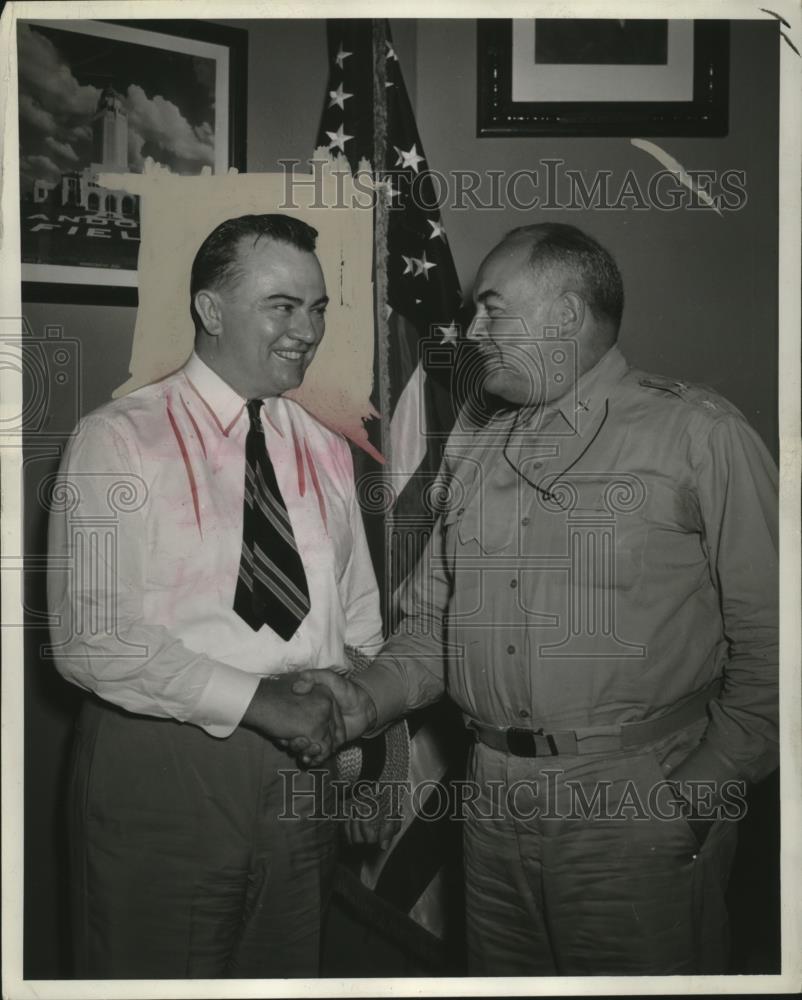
[
  {"x1": 18, "y1": 19, "x2": 247, "y2": 306},
  {"x1": 477, "y1": 19, "x2": 729, "y2": 138}
]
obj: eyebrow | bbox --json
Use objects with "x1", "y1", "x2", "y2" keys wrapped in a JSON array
[
  {"x1": 476, "y1": 289, "x2": 503, "y2": 304},
  {"x1": 265, "y1": 293, "x2": 330, "y2": 307}
]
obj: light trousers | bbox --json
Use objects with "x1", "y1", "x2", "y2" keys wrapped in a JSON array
[{"x1": 464, "y1": 720, "x2": 739, "y2": 975}]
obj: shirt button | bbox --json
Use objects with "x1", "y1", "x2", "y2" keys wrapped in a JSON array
[
  {"x1": 507, "y1": 644, "x2": 516, "y2": 654},
  {"x1": 519, "y1": 709, "x2": 530, "y2": 719},
  {"x1": 457, "y1": 507, "x2": 465, "y2": 516},
  {"x1": 521, "y1": 517, "x2": 530, "y2": 526},
  {"x1": 509, "y1": 579, "x2": 517, "y2": 589},
  {"x1": 531, "y1": 462, "x2": 543, "y2": 470}
]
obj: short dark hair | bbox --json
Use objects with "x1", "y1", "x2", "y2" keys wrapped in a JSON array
[
  {"x1": 504, "y1": 222, "x2": 624, "y2": 332},
  {"x1": 190, "y1": 214, "x2": 319, "y2": 329}
]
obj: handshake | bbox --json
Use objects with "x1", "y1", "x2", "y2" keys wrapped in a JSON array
[{"x1": 241, "y1": 667, "x2": 378, "y2": 766}]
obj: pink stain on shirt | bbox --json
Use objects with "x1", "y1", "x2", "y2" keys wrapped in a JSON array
[
  {"x1": 166, "y1": 401, "x2": 203, "y2": 538},
  {"x1": 292, "y1": 424, "x2": 306, "y2": 497},
  {"x1": 180, "y1": 393, "x2": 207, "y2": 459},
  {"x1": 304, "y1": 439, "x2": 328, "y2": 533}
]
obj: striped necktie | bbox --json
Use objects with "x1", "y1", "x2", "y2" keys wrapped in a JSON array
[{"x1": 233, "y1": 399, "x2": 310, "y2": 638}]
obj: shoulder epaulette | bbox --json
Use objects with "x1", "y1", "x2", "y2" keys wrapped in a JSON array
[
  {"x1": 638, "y1": 375, "x2": 689, "y2": 398},
  {"x1": 638, "y1": 375, "x2": 731, "y2": 414}
]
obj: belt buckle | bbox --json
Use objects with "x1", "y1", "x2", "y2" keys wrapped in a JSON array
[{"x1": 506, "y1": 727, "x2": 539, "y2": 757}]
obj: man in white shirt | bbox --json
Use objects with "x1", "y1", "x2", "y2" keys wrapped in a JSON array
[{"x1": 47, "y1": 214, "x2": 383, "y2": 978}]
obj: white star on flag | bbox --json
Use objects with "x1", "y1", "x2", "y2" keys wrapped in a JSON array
[
  {"x1": 401, "y1": 255, "x2": 415, "y2": 275},
  {"x1": 386, "y1": 41, "x2": 398, "y2": 61},
  {"x1": 335, "y1": 43, "x2": 352, "y2": 69},
  {"x1": 427, "y1": 219, "x2": 446, "y2": 241},
  {"x1": 328, "y1": 82, "x2": 353, "y2": 109},
  {"x1": 437, "y1": 322, "x2": 459, "y2": 343},
  {"x1": 413, "y1": 252, "x2": 437, "y2": 279},
  {"x1": 394, "y1": 143, "x2": 425, "y2": 174},
  {"x1": 326, "y1": 124, "x2": 353, "y2": 152}
]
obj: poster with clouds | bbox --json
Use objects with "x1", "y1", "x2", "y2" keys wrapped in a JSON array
[{"x1": 18, "y1": 19, "x2": 246, "y2": 297}]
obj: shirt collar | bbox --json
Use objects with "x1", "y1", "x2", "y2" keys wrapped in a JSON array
[
  {"x1": 506, "y1": 345, "x2": 628, "y2": 439},
  {"x1": 554, "y1": 344, "x2": 629, "y2": 435},
  {"x1": 181, "y1": 352, "x2": 247, "y2": 437}
]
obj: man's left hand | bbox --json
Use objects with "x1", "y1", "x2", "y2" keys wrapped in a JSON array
[{"x1": 345, "y1": 813, "x2": 403, "y2": 851}]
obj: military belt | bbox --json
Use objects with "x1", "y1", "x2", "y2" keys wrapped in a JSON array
[{"x1": 467, "y1": 677, "x2": 723, "y2": 758}]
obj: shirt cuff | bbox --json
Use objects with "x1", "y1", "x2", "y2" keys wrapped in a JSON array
[
  {"x1": 350, "y1": 657, "x2": 410, "y2": 734},
  {"x1": 190, "y1": 662, "x2": 262, "y2": 739}
]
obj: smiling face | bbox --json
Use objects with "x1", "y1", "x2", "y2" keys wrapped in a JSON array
[
  {"x1": 195, "y1": 236, "x2": 328, "y2": 399},
  {"x1": 468, "y1": 238, "x2": 581, "y2": 408}
]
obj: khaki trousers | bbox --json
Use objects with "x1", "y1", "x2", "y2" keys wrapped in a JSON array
[{"x1": 464, "y1": 720, "x2": 739, "y2": 975}]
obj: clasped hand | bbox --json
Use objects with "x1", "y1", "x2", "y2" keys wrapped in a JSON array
[
  {"x1": 242, "y1": 670, "x2": 397, "y2": 848},
  {"x1": 241, "y1": 668, "x2": 374, "y2": 766}
]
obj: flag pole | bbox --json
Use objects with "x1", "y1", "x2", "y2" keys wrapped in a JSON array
[
  {"x1": 372, "y1": 18, "x2": 394, "y2": 612},
  {"x1": 372, "y1": 18, "x2": 390, "y2": 455}
]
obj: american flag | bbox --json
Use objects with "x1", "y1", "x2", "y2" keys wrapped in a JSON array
[{"x1": 315, "y1": 19, "x2": 469, "y2": 969}]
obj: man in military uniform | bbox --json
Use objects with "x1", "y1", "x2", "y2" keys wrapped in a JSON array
[{"x1": 296, "y1": 223, "x2": 779, "y2": 974}]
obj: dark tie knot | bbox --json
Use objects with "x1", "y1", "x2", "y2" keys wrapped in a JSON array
[{"x1": 246, "y1": 398, "x2": 264, "y2": 432}]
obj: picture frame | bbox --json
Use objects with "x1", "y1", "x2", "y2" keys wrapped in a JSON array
[
  {"x1": 477, "y1": 19, "x2": 729, "y2": 138},
  {"x1": 18, "y1": 18, "x2": 248, "y2": 306}
]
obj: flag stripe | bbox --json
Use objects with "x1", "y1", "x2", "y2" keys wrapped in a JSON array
[
  {"x1": 389, "y1": 359, "x2": 427, "y2": 490},
  {"x1": 373, "y1": 759, "x2": 465, "y2": 911}
]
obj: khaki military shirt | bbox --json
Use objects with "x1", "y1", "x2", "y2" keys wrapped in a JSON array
[{"x1": 358, "y1": 346, "x2": 779, "y2": 784}]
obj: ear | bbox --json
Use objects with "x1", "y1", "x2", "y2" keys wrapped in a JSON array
[
  {"x1": 555, "y1": 291, "x2": 585, "y2": 334},
  {"x1": 193, "y1": 289, "x2": 224, "y2": 337}
]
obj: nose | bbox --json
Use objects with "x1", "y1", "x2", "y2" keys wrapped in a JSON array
[
  {"x1": 466, "y1": 313, "x2": 489, "y2": 342},
  {"x1": 289, "y1": 309, "x2": 321, "y2": 345}
]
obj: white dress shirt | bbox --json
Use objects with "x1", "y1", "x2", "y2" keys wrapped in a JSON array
[{"x1": 47, "y1": 352, "x2": 383, "y2": 737}]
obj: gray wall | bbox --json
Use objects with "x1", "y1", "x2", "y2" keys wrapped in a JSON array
[{"x1": 414, "y1": 19, "x2": 778, "y2": 448}]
